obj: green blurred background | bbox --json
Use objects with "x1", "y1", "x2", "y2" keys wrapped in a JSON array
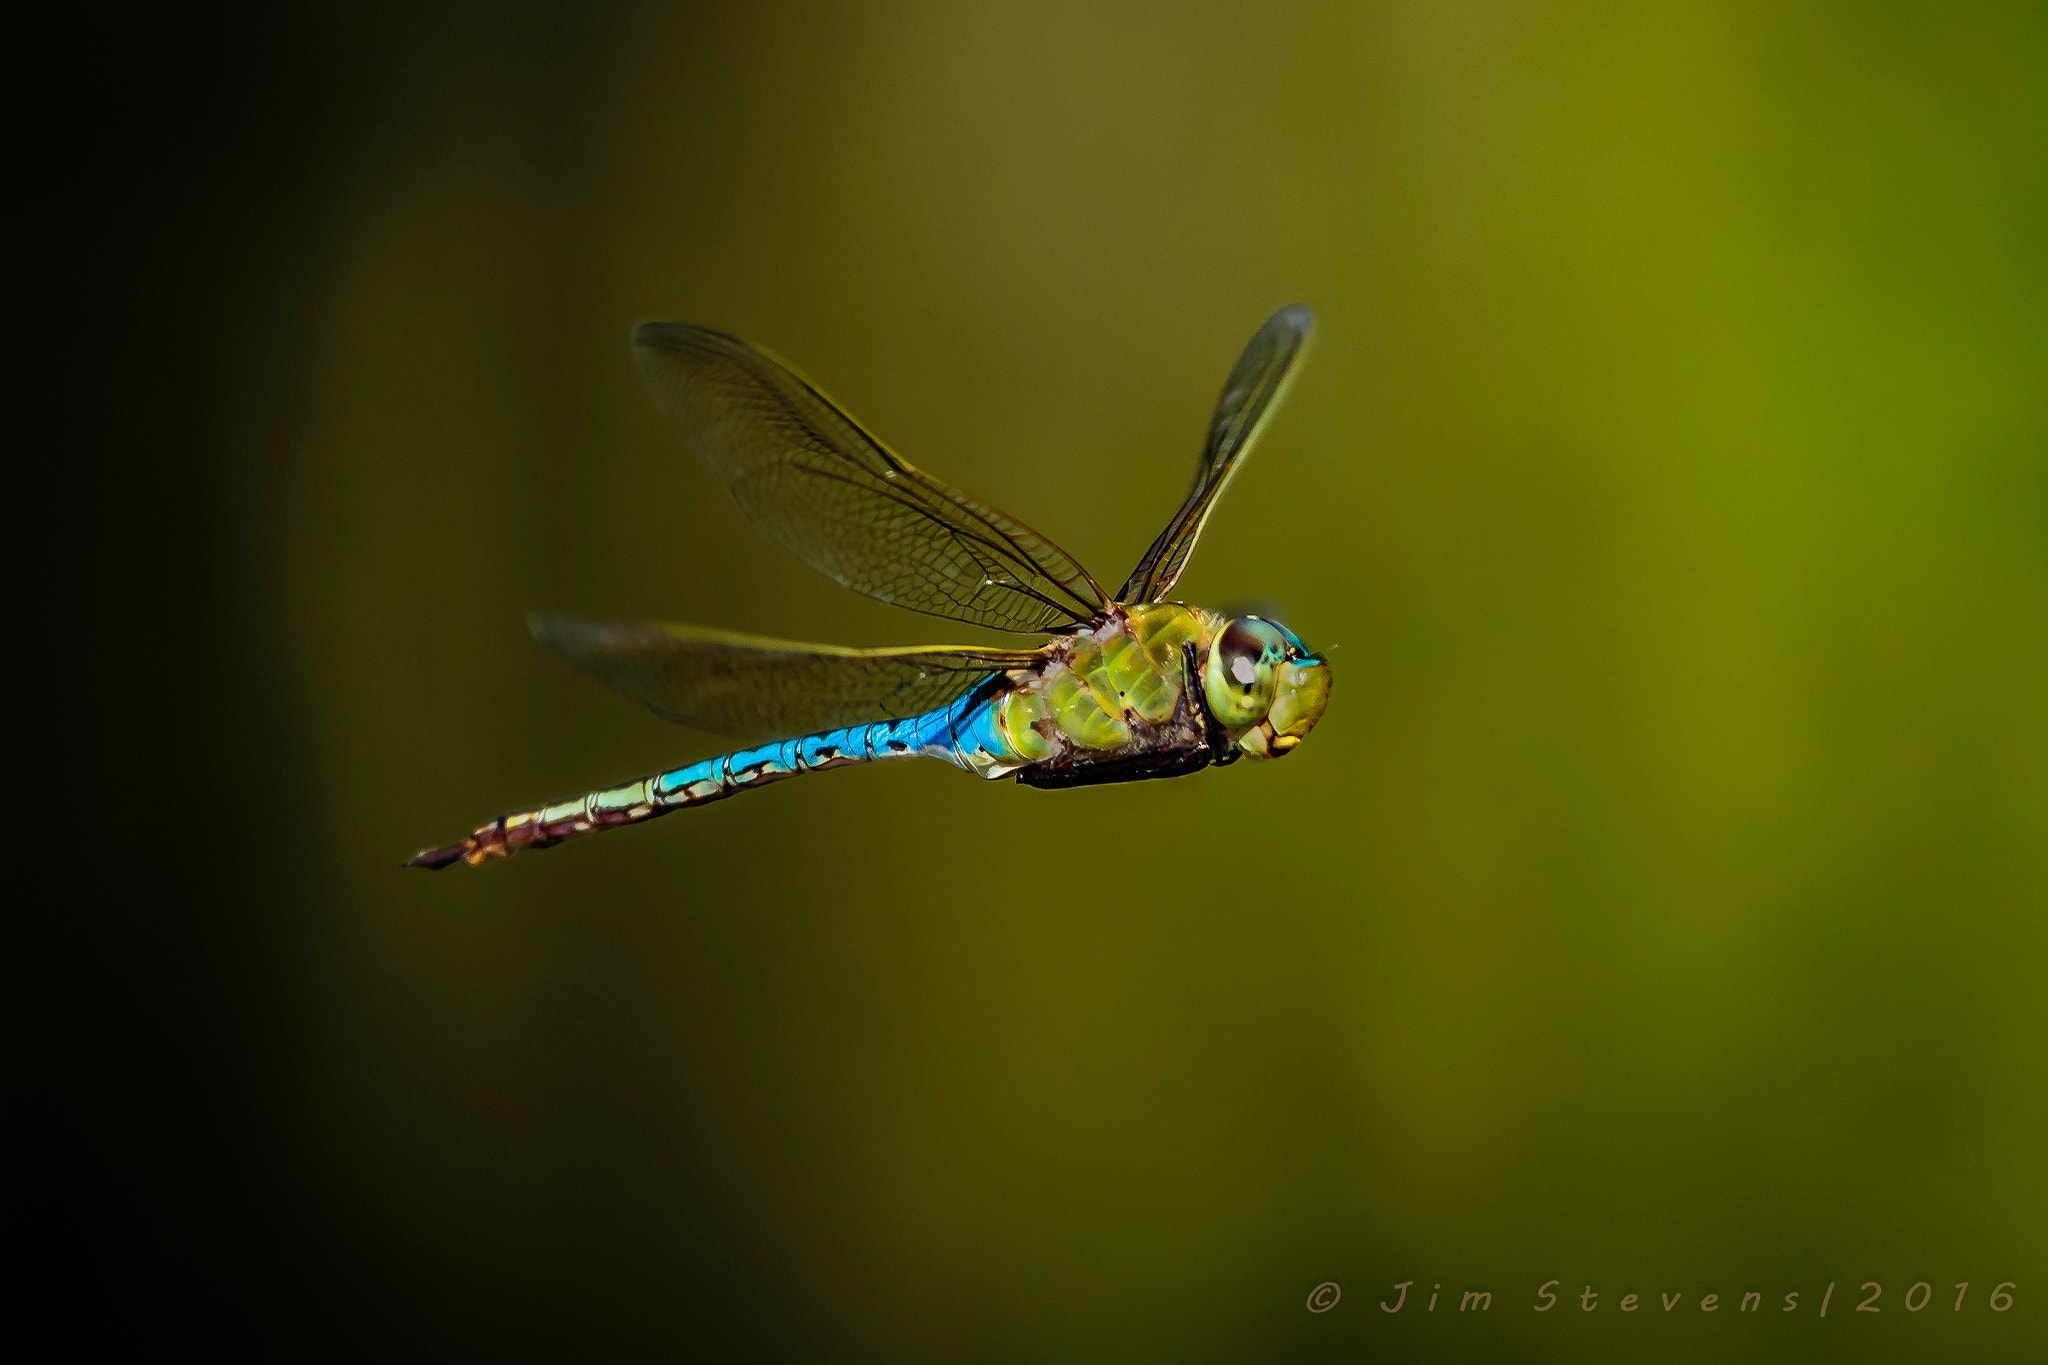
[{"x1": 72, "y1": 1, "x2": 2043, "y2": 1359}]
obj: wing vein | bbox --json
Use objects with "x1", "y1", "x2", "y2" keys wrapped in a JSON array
[
  {"x1": 636, "y1": 323, "x2": 1104, "y2": 633},
  {"x1": 1117, "y1": 306, "x2": 1314, "y2": 603}
]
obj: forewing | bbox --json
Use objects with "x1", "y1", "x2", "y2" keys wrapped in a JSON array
[
  {"x1": 1117, "y1": 305, "x2": 1314, "y2": 602},
  {"x1": 532, "y1": 616, "x2": 1045, "y2": 742},
  {"x1": 636, "y1": 324, "x2": 1103, "y2": 633}
]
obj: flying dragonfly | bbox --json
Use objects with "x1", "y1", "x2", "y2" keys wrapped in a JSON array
[{"x1": 408, "y1": 306, "x2": 1330, "y2": 869}]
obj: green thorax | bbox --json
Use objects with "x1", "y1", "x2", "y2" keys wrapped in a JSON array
[{"x1": 996, "y1": 603, "x2": 1217, "y2": 761}]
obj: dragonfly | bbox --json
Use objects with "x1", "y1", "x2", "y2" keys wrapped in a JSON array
[{"x1": 408, "y1": 305, "x2": 1331, "y2": 869}]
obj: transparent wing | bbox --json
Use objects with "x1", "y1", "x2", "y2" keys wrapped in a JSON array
[
  {"x1": 1117, "y1": 305, "x2": 1314, "y2": 603},
  {"x1": 532, "y1": 616, "x2": 1046, "y2": 742},
  {"x1": 636, "y1": 323, "x2": 1105, "y2": 633}
]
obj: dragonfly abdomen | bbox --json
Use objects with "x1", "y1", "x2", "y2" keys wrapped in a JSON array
[{"x1": 405, "y1": 678, "x2": 1021, "y2": 869}]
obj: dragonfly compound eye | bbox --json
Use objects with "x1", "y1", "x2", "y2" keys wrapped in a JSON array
[{"x1": 1204, "y1": 617, "x2": 1289, "y2": 728}]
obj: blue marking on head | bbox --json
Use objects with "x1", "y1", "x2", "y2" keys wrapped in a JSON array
[{"x1": 1247, "y1": 615, "x2": 1320, "y2": 664}]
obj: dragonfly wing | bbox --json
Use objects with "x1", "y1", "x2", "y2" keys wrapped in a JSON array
[
  {"x1": 1117, "y1": 305, "x2": 1314, "y2": 603},
  {"x1": 531, "y1": 616, "x2": 1047, "y2": 742},
  {"x1": 636, "y1": 324, "x2": 1105, "y2": 633}
]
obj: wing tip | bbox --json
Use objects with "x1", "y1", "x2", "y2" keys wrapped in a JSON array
[
  {"x1": 529, "y1": 613, "x2": 619, "y2": 662},
  {"x1": 632, "y1": 320, "x2": 704, "y2": 370},
  {"x1": 635, "y1": 319, "x2": 748, "y2": 356},
  {"x1": 527, "y1": 613, "x2": 577, "y2": 661},
  {"x1": 633, "y1": 319, "x2": 681, "y2": 348}
]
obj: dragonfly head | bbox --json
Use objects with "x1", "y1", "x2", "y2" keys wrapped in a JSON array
[{"x1": 1202, "y1": 616, "x2": 1331, "y2": 759}]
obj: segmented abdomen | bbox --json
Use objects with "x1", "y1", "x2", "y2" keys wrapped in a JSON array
[{"x1": 406, "y1": 681, "x2": 1019, "y2": 868}]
